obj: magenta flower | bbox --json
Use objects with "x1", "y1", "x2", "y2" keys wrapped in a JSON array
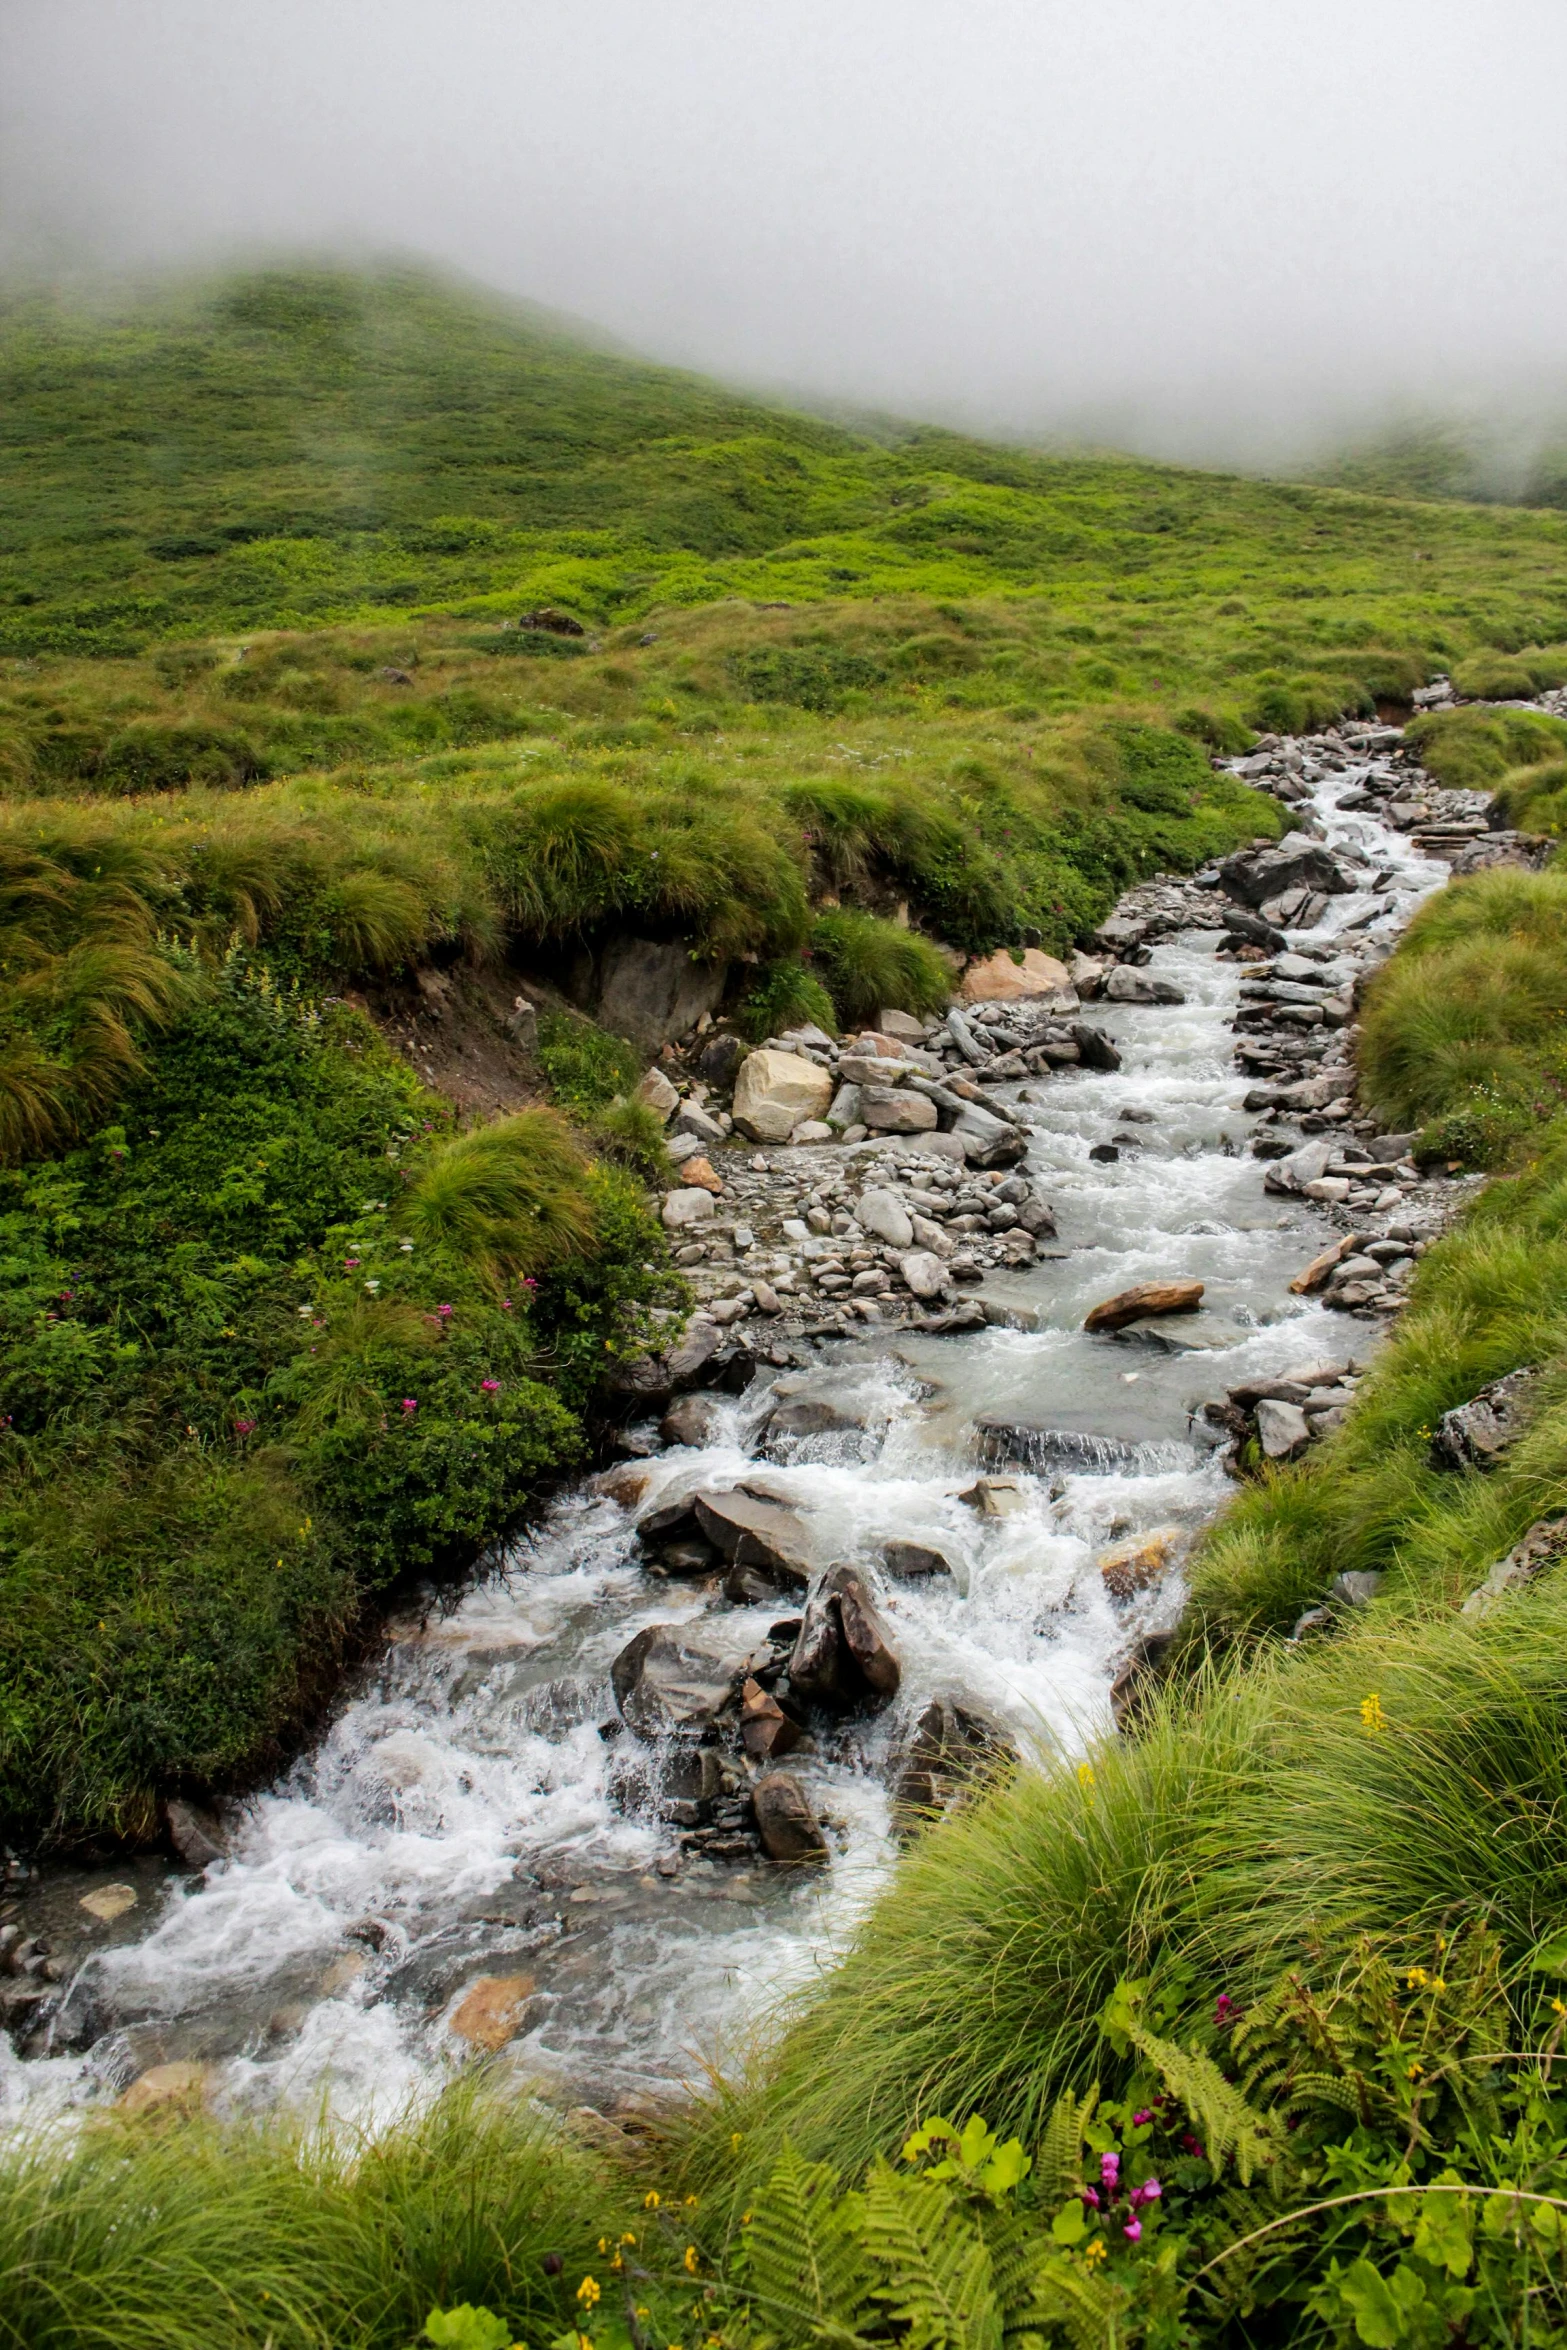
[
  {"x1": 1123, "y1": 2218, "x2": 1142, "y2": 2244},
  {"x1": 1181, "y1": 2133, "x2": 1206, "y2": 2161},
  {"x1": 480, "y1": 1378, "x2": 501, "y2": 1393},
  {"x1": 1215, "y1": 1992, "x2": 1238, "y2": 2027},
  {"x1": 437, "y1": 1303, "x2": 454, "y2": 1320},
  {"x1": 500, "y1": 1298, "x2": 513, "y2": 1311},
  {"x1": 233, "y1": 1419, "x2": 256, "y2": 1437},
  {"x1": 1079, "y1": 2187, "x2": 1100, "y2": 2210},
  {"x1": 344, "y1": 1258, "x2": 360, "y2": 1270},
  {"x1": 400, "y1": 1398, "x2": 417, "y2": 1414},
  {"x1": 1100, "y1": 2152, "x2": 1120, "y2": 2190},
  {"x1": 1131, "y1": 2179, "x2": 1162, "y2": 2208},
  {"x1": 1131, "y1": 2109, "x2": 1153, "y2": 2128}
]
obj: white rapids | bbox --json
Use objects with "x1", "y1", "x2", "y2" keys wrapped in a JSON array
[{"x1": 0, "y1": 740, "x2": 1455, "y2": 2135}]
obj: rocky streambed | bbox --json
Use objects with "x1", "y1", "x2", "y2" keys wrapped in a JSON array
[{"x1": 0, "y1": 711, "x2": 1533, "y2": 2135}]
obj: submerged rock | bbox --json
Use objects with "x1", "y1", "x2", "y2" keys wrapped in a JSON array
[{"x1": 752, "y1": 1771, "x2": 830, "y2": 1864}]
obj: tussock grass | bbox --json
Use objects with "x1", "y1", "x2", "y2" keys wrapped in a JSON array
[
  {"x1": 1405, "y1": 704, "x2": 1567, "y2": 792},
  {"x1": 808, "y1": 910, "x2": 952, "y2": 1025},
  {"x1": 0, "y1": 2078, "x2": 618, "y2": 2350},
  {"x1": 407, "y1": 1110, "x2": 596, "y2": 1288},
  {"x1": 687, "y1": 1590, "x2": 1567, "y2": 2201}
]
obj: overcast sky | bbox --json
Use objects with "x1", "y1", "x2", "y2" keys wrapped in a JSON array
[{"x1": 5, "y1": 1, "x2": 1567, "y2": 466}]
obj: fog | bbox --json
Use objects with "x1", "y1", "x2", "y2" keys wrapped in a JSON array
[{"x1": 5, "y1": 0, "x2": 1567, "y2": 470}]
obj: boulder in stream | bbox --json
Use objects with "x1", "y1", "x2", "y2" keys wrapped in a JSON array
[
  {"x1": 692, "y1": 1489, "x2": 814, "y2": 1588},
  {"x1": 611, "y1": 1626, "x2": 746, "y2": 1738},
  {"x1": 1083, "y1": 1280, "x2": 1203, "y2": 1334},
  {"x1": 892, "y1": 1698, "x2": 1016, "y2": 1825},
  {"x1": 753, "y1": 1771, "x2": 830, "y2": 1864},
  {"x1": 788, "y1": 1566, "x2": 901, "y2": 1711}
]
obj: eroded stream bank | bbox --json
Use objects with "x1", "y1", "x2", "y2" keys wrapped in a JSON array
[{"x1": 0, "y1": 713, "x2": 1512, "y2": 2133}]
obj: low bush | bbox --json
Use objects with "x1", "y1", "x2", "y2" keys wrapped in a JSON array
[
  {"x1": 535, "y1": 1007, "x2": 640, "y2": 1112},
  {"x1": 740, "y1": 962, "x2": 839, "y2": 1040}
]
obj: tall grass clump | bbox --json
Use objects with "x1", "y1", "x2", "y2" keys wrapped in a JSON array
[
  {"x1": 405, "y1": 1111, "x2": 596, "y2": 1287},
  {"x1": 0, "y1": 2080, "x2": 619, "y2": 2350},
  {"x1": 1357, "y1": 865, "x2": 1567, "y2": 1158},
  {"x1": 808, "y1": 909, "x2": 952, "y2": 1025},
  {"x1": 740, "y1": 961, "x2": 839, "y2": 1040},
  {"x1": 1405, "y1": 705, "x2": 1567, "y2": 792}
]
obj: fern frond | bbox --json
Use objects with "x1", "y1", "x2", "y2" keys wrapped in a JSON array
[
  {"x1": 1033, "y1": 2088, "x2": 1098, "y2": 2207},
  {"x1": 1011, "y1": 2254, "x2": 1130, "y2": 2350},
  {"x1": 740, "y1": 2146, "x2": 875, "y2": 2346},
  {"x1": 1125, "y1": 2022, "x2": 1274, "y2": 2185},
  {"x1": 861, "y1": 2165, "x2": 1002, "y2": 2350}
]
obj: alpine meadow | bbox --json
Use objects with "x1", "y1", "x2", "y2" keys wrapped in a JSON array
[{"x1": 3, "y1": 260, "x2": 1567, "y2": 2349}]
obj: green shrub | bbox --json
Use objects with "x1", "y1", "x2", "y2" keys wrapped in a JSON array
[
  {"x1": 535, "y1": 1007, "x2": 639, "y2": 1112},
  {"x1": 739, "y1": 961, "x2": 839, "y2": 1040},
  {"x1": 808, "y1": 909, "x2": 952, "y2": 1025}
]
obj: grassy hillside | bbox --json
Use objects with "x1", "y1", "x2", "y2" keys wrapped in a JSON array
[{"x1": 10, "y1": 259, "x2": 1567, "y2": 2338}]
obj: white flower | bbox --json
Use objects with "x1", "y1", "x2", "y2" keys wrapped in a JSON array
[{"x1": 363, "y1": 1278, "x2": 381, "y2": 1293}]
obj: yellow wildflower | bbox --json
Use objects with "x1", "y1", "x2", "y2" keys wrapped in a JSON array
[
  {"x1": 1084, "y1": 2238, "x2": 1107, "y2": 2265},
  {"x1": 577, "y1": 2278, "x2": 601, "y2": 2309},
  {"x1": 644, "y1": 2190, "x2": 662, "y2": 2209},
  {"x1": 684, "y1": 2245, "x2": 701, "y2": 2275},
  {"x1": 1551, "y1": 1998, "x2": 1566, "y2": 2018},
  {"x1": 1077, "y1": 1762, "x2": 1096, "y2": 1792},
  {"x1": 730, "y1": 2132, "x2": 744, "y2": 2154},
  {"x1": 685, "y1": 2194, "x2": 700, "y2": 2208},
  {"x1": 1430, "y1": 1978, "x2": 1446, "y2": 1995},
  {"x1": 1407, "y1": 2062, "x2": 1424, "y2": 2081},
  {"x1": 621, "y1": 2233, "x2": 637, "y2": 2247},
  {"x1": 1360, "y1": 1693, "x2": 1387, "y2": 1734},
  {"x1": 1405, "y1": 1968, "x2": 1428, "y2": 1990}
]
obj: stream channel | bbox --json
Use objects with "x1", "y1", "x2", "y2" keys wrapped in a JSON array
[{"x1": 0, "y1": 747, "x2": 1453, "y2": 2135}]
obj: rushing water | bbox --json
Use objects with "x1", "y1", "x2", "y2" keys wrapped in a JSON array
[{"x1": 0, "y1": 749, "x2": 1453, "y2": 2133}]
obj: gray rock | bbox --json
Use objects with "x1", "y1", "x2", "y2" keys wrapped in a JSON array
[
  {"x1": 733, "y1": 1050, "x2": 835, "y2": 1143},
  {"x1": 611, "y1": 1627, "x2": 746, "y2": 1739},
  {"x1": 1462, "y1": 1516, "x2": 1567, "y2": 1617},
  {"x1": 892, "y1": 1698, "x2": 1016, "y2": 1821},
  {"x1": 659, "y1": 1394, "x2": 726, "y2": 1448},
  {"x1": 506, "y1": 998, "x2": 539, "y2": 1053},
  {"x1": 826, "y1": 1083, "x2": 862, "y2": 1130},
  {"x1": 753, "y1": 1771, "x2": 829, "y2": 1864},
  {"x1": 765, "y1": 1396, "x2": 867, "y2": 1441},
  {"x1": 676, "y1": 1100, "x2": 727, "y2": 1145},
  {"x1": 635, "y1": 1066, "x2": 681, "y2": 1123},
  {"x1": 585, "y1": 937, "x2": 728, "y2": 1053},
  {"x1": 860, "y1": 1086, "x2": 939, "y2": 1133},
  {"x1": 789, "y1": 1566, "x2": 901, "y2": 1710},
  {"x1": 1103, "y1": 967, "x2": 1187, "y2": 1006},
  {"x1": 696, "y1": 1032, "x2": 747, "y2": 1086},
  {"x1": 945, "y1": 1008, "x2": 990, "y2": 1066},
  {"x1": 662, "y1": 1187, "x2": 716, "y2": 1229},
  {"x1": 854, "y1": 1187, "x2": 915, "y2": 1248},
  {"x1": 1330, "y1": 1570, "x2": 1384, "y2": 1609},
  {"x1": 898, "y1": 1249, "x2": 949, "y2": 1301},
  {"x1": 910, "y1": 1212, "x2": 955, "y2": 1257},
  {"x1": 1255, "y1": 1398, "x2": 1311, "y2": 1459},
  {"x1": 1218, "y1": 842, "x2": 1352, "y2": 910},
  {"x1": 1070, "y1": 1022, "x2": 1122, "y2": 1072},
  {"x1": 163, "y1": 1798, "x2": 228, "y2": 1871},
  {"x1": 1222, "y1": 905, "x2": 1289, "y2": 952},
  {"x1": 1430, "y1": 1368, "x2": 1538, "y2": 1472}
]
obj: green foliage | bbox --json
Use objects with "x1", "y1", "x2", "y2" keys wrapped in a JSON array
[
  {"x1": 535, "y1": 1008, "x2": 640, "y2": 1112},
  {"x1": 424, "y1": 2308, "x2": 515, "y2": 2350},
  {"x1": 1404, "y1": 705, "x2": 1567, "y2": 792},
  {"x1": 740, "y1": 963, "x2": 840, "y2": 1041},
  {"x1": 808, "y1": 910, "x2": 952, "y2": 1025},
  {"x1": 0, "y1": 965, "x2": 671, "y2": 1841},
  {"x1": 0, "y1": 2078, "x2": 615, "y2": 2350}
]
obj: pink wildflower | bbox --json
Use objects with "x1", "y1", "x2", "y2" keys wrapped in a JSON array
[
  {"x1": 400, "y1": 1398, "x2": 418, "y2": 1414},
  {"x1": 1131, "y1": 2179, "x2": 1162, "y2": 2208},
  {"x1": 1123, "y1": 2219, "x2": 1142, "y2": 2244},
  {"x1": 233, "y1": 1419, "x2": 256, "y2": 1437},
  {"x1": 1131, "y1": 2109, "x2": 1153, "y2": 2128},
  {"x1": 437, "y1": 1303, "x2": 454, "y2": 1320},
  {"x1": 481, "y1": 1378, "x2": 501, "y2": 1393},
  {"x1": 1079, "y1": 2188, "x2": 1100, "y2": 2211},
  {"x1": 1100, "y1": 2152, "x2": 1120, "y2": 2190}
]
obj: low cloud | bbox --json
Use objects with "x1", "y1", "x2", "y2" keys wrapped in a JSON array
[{"x1": 5, "y1": 0, "x2": 1567, "y2": 468}]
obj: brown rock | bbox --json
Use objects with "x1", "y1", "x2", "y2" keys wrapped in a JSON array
[
  {"x1": 692, "y1": 1490, "x2": 814, "y2": 1588},
  {"x1": 449, "y1": 1972, "x2": 536, "y2": 2051},
  {"x1": 1289, "y1": 1235, "x2": 1361, "y2": 1295},
  {"x1": 753, "y1": 1771, "x2": 829, "y2": 1864},
  {"x1": 1083, "y1": 1280, "x2": 1204, "y2": 1334},
  {"x1": 739, "y1": 1676, "x2": 803, "y2": 1761},
  {"x1": 119, "y1": 2062, "x2": 209, "y2": 2117},
  {"x1": 611, "y1": 1626, "x2": 746, "y2": 1737},
  {"x1": 1097, "y1": 1526, "x2": 1180, "y2": 1601},
  {"x1": 789, "y1": 1566, "x2": 900, "y2": 1711},
  {"x1": 892, "y1": 1698, "x2": 1016, "y2": 1823},
  {"x1": 679, "y1": 1156, "x2": 724, "y2": 1194},
  {"x1": 961, "y1": 947, "x2": 1072, "y2": 1002},
  {"x1": 597, "y1": 1463, "x2": 655, "y2": 1507},
  {"x1": 163, "y1": 1797, "x2": 228, "y2": 1871}
]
